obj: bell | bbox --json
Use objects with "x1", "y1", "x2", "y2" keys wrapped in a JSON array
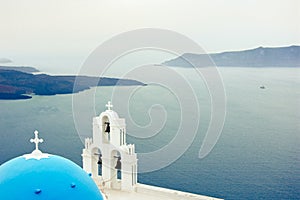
[
  {"x1": 95, "y1": 153, "x2": 102, "y2": 165},
  {"x1": 115, "y1": 157, "x2": 121, "y2": 170},
  {"x1": 104, "y1": 122, "x2": 110, "y2": 133},
  {"x1": 97, "y1": 155, "x2": 102, "y2": 165}
]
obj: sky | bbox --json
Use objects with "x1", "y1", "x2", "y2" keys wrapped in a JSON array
[{"x1": 0, "y1": 0, "x2": 299, "y2": 74}]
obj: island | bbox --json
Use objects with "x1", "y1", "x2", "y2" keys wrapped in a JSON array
[
  {"x1": 0, "y1": 67, "x2": 145, "y2": 100},
  {"x1": 163, "y1": 45, "x2": 300, "y2": 68}
]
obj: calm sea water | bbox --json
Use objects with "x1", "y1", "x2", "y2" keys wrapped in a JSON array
[{"x1": 0, "y1": 67, "x2": 299, "y2": 199}]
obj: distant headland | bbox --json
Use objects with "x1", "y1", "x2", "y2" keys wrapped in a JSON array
[
  {"x1": 163, "y1": 45, "x2": 300, "y2": 67},
  {"x1": 0, "y1": 67, "x2": 145, "y2": 100}
]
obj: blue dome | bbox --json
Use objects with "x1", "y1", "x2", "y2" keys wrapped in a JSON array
[{"x1": 0, "y1": 154, "x2": 104, "y2": 200}]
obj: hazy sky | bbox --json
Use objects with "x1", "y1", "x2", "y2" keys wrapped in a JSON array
[{"x1": 0, "y1": 0, "x2": 299, "y2": 73}]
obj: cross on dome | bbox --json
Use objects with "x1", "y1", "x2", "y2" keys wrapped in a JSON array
[
  {"x1": 23, "y1": 130, "x2": 49, "y2": 160},
  {"x1": 106, "y1": 101, "x2": 113, "y2": 110},
  {"x1": 30, "y1": 130, "x2": 44, "y2": 151}
]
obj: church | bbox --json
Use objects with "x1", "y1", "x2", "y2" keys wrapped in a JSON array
[{"x1": 0, "y1": 101, "x2": 221, "y2": 200}]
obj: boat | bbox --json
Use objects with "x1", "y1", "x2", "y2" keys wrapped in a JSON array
[{"x1": 260, "y1": 85, "x2": 266, "y2": 89}]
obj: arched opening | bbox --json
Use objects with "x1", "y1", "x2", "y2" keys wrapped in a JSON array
[
  {"x1": 92, "y1": 148, "x2": 102, "y2": 177},
  {"x1": 111, "y1": 150, "x2": 122, "y2": 189},
  {"x1": 102, "y1": 116, "x2": 110, "y2": 143}
]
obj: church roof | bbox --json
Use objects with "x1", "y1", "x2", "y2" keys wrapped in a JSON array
[
  {"x1": 0, "y1": 130, "x2": 104, "y2": 200},
  {"x1": 0, "y1": 155, "x2": 104, "y2": 200}
]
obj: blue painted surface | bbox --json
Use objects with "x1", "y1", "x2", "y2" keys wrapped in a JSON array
[{"x1": 0, "y1": 155, "x2": 103, "y2": 200}]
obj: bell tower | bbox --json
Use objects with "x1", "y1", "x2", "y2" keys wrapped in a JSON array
[{"x1": 82, "y1": 101, "x2": 138, "y2": 191}]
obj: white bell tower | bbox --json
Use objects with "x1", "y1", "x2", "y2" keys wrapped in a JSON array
[{"x1": 82, "y1": 101, "x2": 138, "y2": 191}]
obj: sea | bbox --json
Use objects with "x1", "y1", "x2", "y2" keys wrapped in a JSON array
[{"x1": 0, "y1": 67, "x2": 299, "y2": 200}]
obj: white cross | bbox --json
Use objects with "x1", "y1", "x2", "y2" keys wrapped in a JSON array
[
  {"x1": 30, "y1": 130, "x2": 44, "y2": 151},
  {"x1": 106, "y1": 101, "x2": 113, "y2": 110}
]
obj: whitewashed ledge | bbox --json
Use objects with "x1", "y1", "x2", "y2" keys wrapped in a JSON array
[
  {"x1": 135, "y1": 183, "x2": 222, "y2": 200},
  {"x1": 97, "y1": 181, "x2": 223, "y2": 200}
]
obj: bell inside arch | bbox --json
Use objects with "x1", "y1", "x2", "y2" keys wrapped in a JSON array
[
  {"x1": 97, "y1": 154, "x2": 102, "y2": 165},
  {"x1": 115, "y1": 157, "x2": 121, "y2": 170},
  {"x1": 104, "y1": 122, "x2": 110, "y2": 133}
]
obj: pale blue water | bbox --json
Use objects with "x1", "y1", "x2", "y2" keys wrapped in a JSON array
[{"x1": 0, "y1": 68, "x2": 299, "y2": 199}]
